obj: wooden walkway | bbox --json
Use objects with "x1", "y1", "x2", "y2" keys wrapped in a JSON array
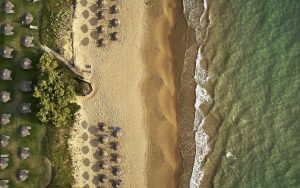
[{"x1": 40, "y1": 45, "x2": 90, "y2": 82}]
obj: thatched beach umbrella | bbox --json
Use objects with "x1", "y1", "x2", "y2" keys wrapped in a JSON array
[
  {"x1": 1, "y1": 1, "x2": 14, "y2": 14},
  {"x1": 109, "y1": 32, "x2": 118, "y2": 41},
  {"x1": 0, "y1": 113, "x2": 11, "y2": 125},
  {"x1": 97, "y1": 0, "x2": 107, "y2": 8},
  {"x1": 0, "y1": 23, "x2": 14, "y2": 35},
  {"x1": 0, "y1": 69, "x2": 12, "y2": 80},
  {"x1": 96, "y1": 25, "x2": 105, "y2": 33},
  {"x1": 98, "y1": 122, "x2": 107, "y2": 131},
  {"x1": 19, "y1": 58, "x2": 33, "y2": 70},
  {"x1": 19, "y1": 81, "x2": 33, "y2": 92},
  {"x1": 111, "y1": 154, "x2": 121, "y2": 164},
  {"x1": 110, "y1": 141, "x2": 120, "y2": 151},
  {"x1": 0, "y1": 180, "x2": 9, "y2": 188},
  {"x1": 18, "y1": 147, "x2": 30, "y2": 160},
  {"x1": 99, "y1": 135, "x2": 108, "y2": 144},
  {"x1": 110, "y1": 5, "x2": 120, "y2": 14},
  {"x1": 0, "y1": 91, "x2": 10, "y2": 103},
  {"x1": 21, "y1": 36, "x2": 34, "y2": 47},
  {"x1": 0, "y1": 154, "x2": 9, "y2": 169},
  {"x1": 0, "y1": 47, "x2": 13, "y2": 58},
  {"x1": 19, "y1": 125, "x2": 31, "y2": 138},
  {"x1": 110, "y1": 179, "x2": 122, "y2": 188},
  {"x1": 98, "y1": 161, "x2": 108, "y2": 169},
  {"x1": 98, "y1": 174, "x2": 108, "y2": 183},
  {"x1": 97, "y1": 38, "x2": 107, "y2": 47},
  {"x1": 19, "y1": 103, "x2": 31, "y2": 114},
  {"x1": 111, "y1": 166, "x2": 122, "y2": 176},
  {"x1": 109, "y1": 18, "x2": 119, "y2": 28},
  {"x1": 0, "y1": 135, "x2": 10, "y2": 147},
  {"x1": 16, "y1": 169, "x2": 29, "y2": 181},
  {"x1": 98, "y1": 148, "x2": 109, "y2": 157},
  {"x1": 96, "y1": 11, "x2": 105, "y2": 20},
  {"x1": 21, "y1": 12, "x2": 33, "y2": 25}
]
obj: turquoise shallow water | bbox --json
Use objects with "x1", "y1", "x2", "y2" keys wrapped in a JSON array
[{"x1": 193, "y1": 0, "x2": 300, "y2": 187}]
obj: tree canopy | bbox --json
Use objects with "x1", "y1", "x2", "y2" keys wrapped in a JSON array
[{"x1": 34, "y1": 53, "x2": 80, "y2": 127}]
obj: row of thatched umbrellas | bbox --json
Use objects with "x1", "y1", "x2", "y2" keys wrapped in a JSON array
[
  {"x1": 95, "y1": 123, "x2": 122, "y2": 187},
  {"x1": 0, "y1": 2, "x2": 37, "y2": 185},
  {"x1": 93, "y1": 0, "x2": 120, "y2": 47}
]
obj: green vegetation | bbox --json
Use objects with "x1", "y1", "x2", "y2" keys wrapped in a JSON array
[
  {"x1": 38, "y1": 0, "x2": 79, "y2": 187},
  {"x1": 34, "y1": 54, "x2": 79, "y2": 127},
  {"x1": 0, "y1": 0, "x2": 51, "y2": 187}
]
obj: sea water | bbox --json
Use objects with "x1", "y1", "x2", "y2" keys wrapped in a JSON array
[{"x1": 183, "y1": 0, "x2": 300, "y2": 187}]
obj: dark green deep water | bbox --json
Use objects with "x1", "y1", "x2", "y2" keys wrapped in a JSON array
[{"x1": 195, "y1": 0, "x2": 300, "y2": 187}]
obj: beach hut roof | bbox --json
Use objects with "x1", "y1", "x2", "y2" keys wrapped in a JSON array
[
  {"x1": 0, "y1": 113, "x2": 11, "y2": 125},
  {"x1": 21, "y1": 36, "x2": 34, "y2": 47},
  {"x1": 0, "y1": 155, "x2": 9, "y2": 169},
  {"x1": 19, "y1": 103, "x2": 31, "y2": 114},
  {"x1": 0, "y1": 91, "x2": 10, "y2": 103},
  {"x1": 19, "y1": 81, "x2": 32, "y2": 92},
  {"x1": 0, "y1": 135, "x2": 10, "y2": 147},
  {"x1": 16, "y1": 169, "x2": 29, "y2": 181},
  {"x1": 18, "y1": 147, "x2": 30, "y2": 160},
  {"x1": 0, "y1": 47, "x2": 13, "y2": 58},
  {"x1": 21, "y1": 12, "x2": 33, "y2": 25},
  {"x1": 19, "y1": 125, "x2": 31, "y2": 137},
  {"x1": 0, "y1": 69, "x2": 12, "y2": 80},
  {"x1": 1, "y1": 1, "x2": 14, "y2": 13},
  {"x1": 20, "y1": 58, "x2": 32, "y2": 69},
  {"x1": 0, "y1": 23, "x2": 13, "y2": 35},
  {"x1": 0, "y1": 179, "x2": 9, "y2": 188}
]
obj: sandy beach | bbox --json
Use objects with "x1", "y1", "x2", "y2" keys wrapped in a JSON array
[{"x1": 69, "y1": 0, "x2": 187, "y2": 187}]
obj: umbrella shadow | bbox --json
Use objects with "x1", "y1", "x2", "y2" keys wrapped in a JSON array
[
  {"x1": 81, "y1": 37, "x2": 90, "y2": 46},
  {"x1": 83, "y1": 184, "x2": 89, "y2": 188},
  {"x1": 89, "y1": 18, "x2": 98, "y2": 26},
  {"x1": 83, "y1": 158, "x2": 90, "y2": 166},
  {"x1": 81, "y1": 121, "x2": 88, "y2": 129},
  {"x1": 90, "y1": 31, "x2": 99, "y2": 40},
  {"x1": 82, "y1": 133, "x2": 89, "y2": 141},
  {"x1": 82, "y1": 10, "x2": 90, "y2": 19},
  {"x1": 80, "y1": 0, "x2": 87, "y2": 7},
  {"x1": 82, "y1": 146, "x2": 90, "y2": 154},
  {"x1": 92, "y1": 175, "x2": 100, "y2": 186},
  {"x1": 89, "y1": 138, "x2": 99, "y2": 147},
  {"x1": 91, "y1": 163, "x2": 100, "y2": 172},
  {"x1": 81, "y1": 24, "x2": 89, "y2": 33},
  {"x1": 89, "y1": 4, "x2": 98, "y2": 13},
  {"x1": 82, "y1": 171, "x2": 90, "y2": 180},
  {"x1": 88, "y1": 125, "x2": 98, "y2": 135}
]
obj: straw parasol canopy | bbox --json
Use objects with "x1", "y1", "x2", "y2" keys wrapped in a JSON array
[
  {"x1": 0, "y1": 47, "x2": 13, "y2": 58},
  {"x1": 96, "y1": 11, "x2": 105, "y2": 20},
  {"x1": 19, "y1": 103, "x2": 31, "y2": 114},
  {"x1": 110, "y1": 141, "x2": 120, "y2": 151},
  {"x1": 98, "y1": 122, "x2": 107, "y2": 131},
  {"x1": 99, "y1": 135, "x2": 108, "y2": 144},
  {"x1": 109, "y1": 18, "x2": 120, "y2": 27},
  {"x1": 21, "y1": 36, "x2": 34, "y2": 47},
  {"x1": 96, "y1": 25, "x2": 105, "y2": 33},
  {"x1": 0, "y1": 69, "x2": 12, "y2": 80},
  {"x1": 1, "y1": 1, "x2": 14, "y2": 13},
  {"x1": 111, "y1": 166, "x2": 122, "y2": 176},
  {"x1": 111, "y1": 179, "x2": 122, "y2": 188},
  {"x1": 19, "y1": 125, "x2": 31, "y2": 138},
  {"x1": 0, "y1": 91, "x2": 10, "y2": 103},
  {"x1": 0, "y1": 23, "x2": 13, "y2": 35},
  {"x1": 16, "y1": 169, "x2": 29, "y2": 182},
  {"x1": 97, "y1": 0, "x2": 107, "y2": 8},
  {"x1": 0, "y1": 155, "x2": 9, "y2": 169},
  {"x1": 19, "y1": 81, "x2": 32, "y2": 92},
  {"x1": 98, "y1": 161, "x2": 108, "y2": 169},
  {"x1": 21, "y1": 12, "x2": 33, "y2": 25},
  {"x1": 98, "y1": 174, "x2": 108, "y2": 183},
  {"x1": 97, "y1": 38, "x2": 107, "y2": 47},
  {"x1": 0, "y1": 179, "x2": 9, "y2": 188},
  {"x1": 0, "y1": 135, "x2": 10, "y2": 147},
  {"x1": 98, "y1": 148, "x2": 109, "y2": 157},
  {"x1": 18, "y1": 147, "x2": 30, "y2": 160},
  {"x1": 0, "y1": 113, "x2": 11, "y2": 125},
  {"x1": 111, "y1": 154, "x2": 121, "y2": 164},
  {"x1": 19, "y1": 58, "x2": 33, "y2": 69},
  {"x1": 110, "y1": 5, "x2": 120, "y2": 14}
]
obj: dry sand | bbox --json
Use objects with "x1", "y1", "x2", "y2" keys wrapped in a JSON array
[{"x1": 69, "y1": 0, "x2": 187, "y2": 187}]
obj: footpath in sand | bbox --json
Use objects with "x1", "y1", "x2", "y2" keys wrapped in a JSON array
[{"x1": 69, "y1": 0, "x2": 147, "y2": 187}]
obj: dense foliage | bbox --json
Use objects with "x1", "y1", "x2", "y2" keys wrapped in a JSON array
[{"x1": 34, "y1": 54, "x2": 80, "y2": 127}]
